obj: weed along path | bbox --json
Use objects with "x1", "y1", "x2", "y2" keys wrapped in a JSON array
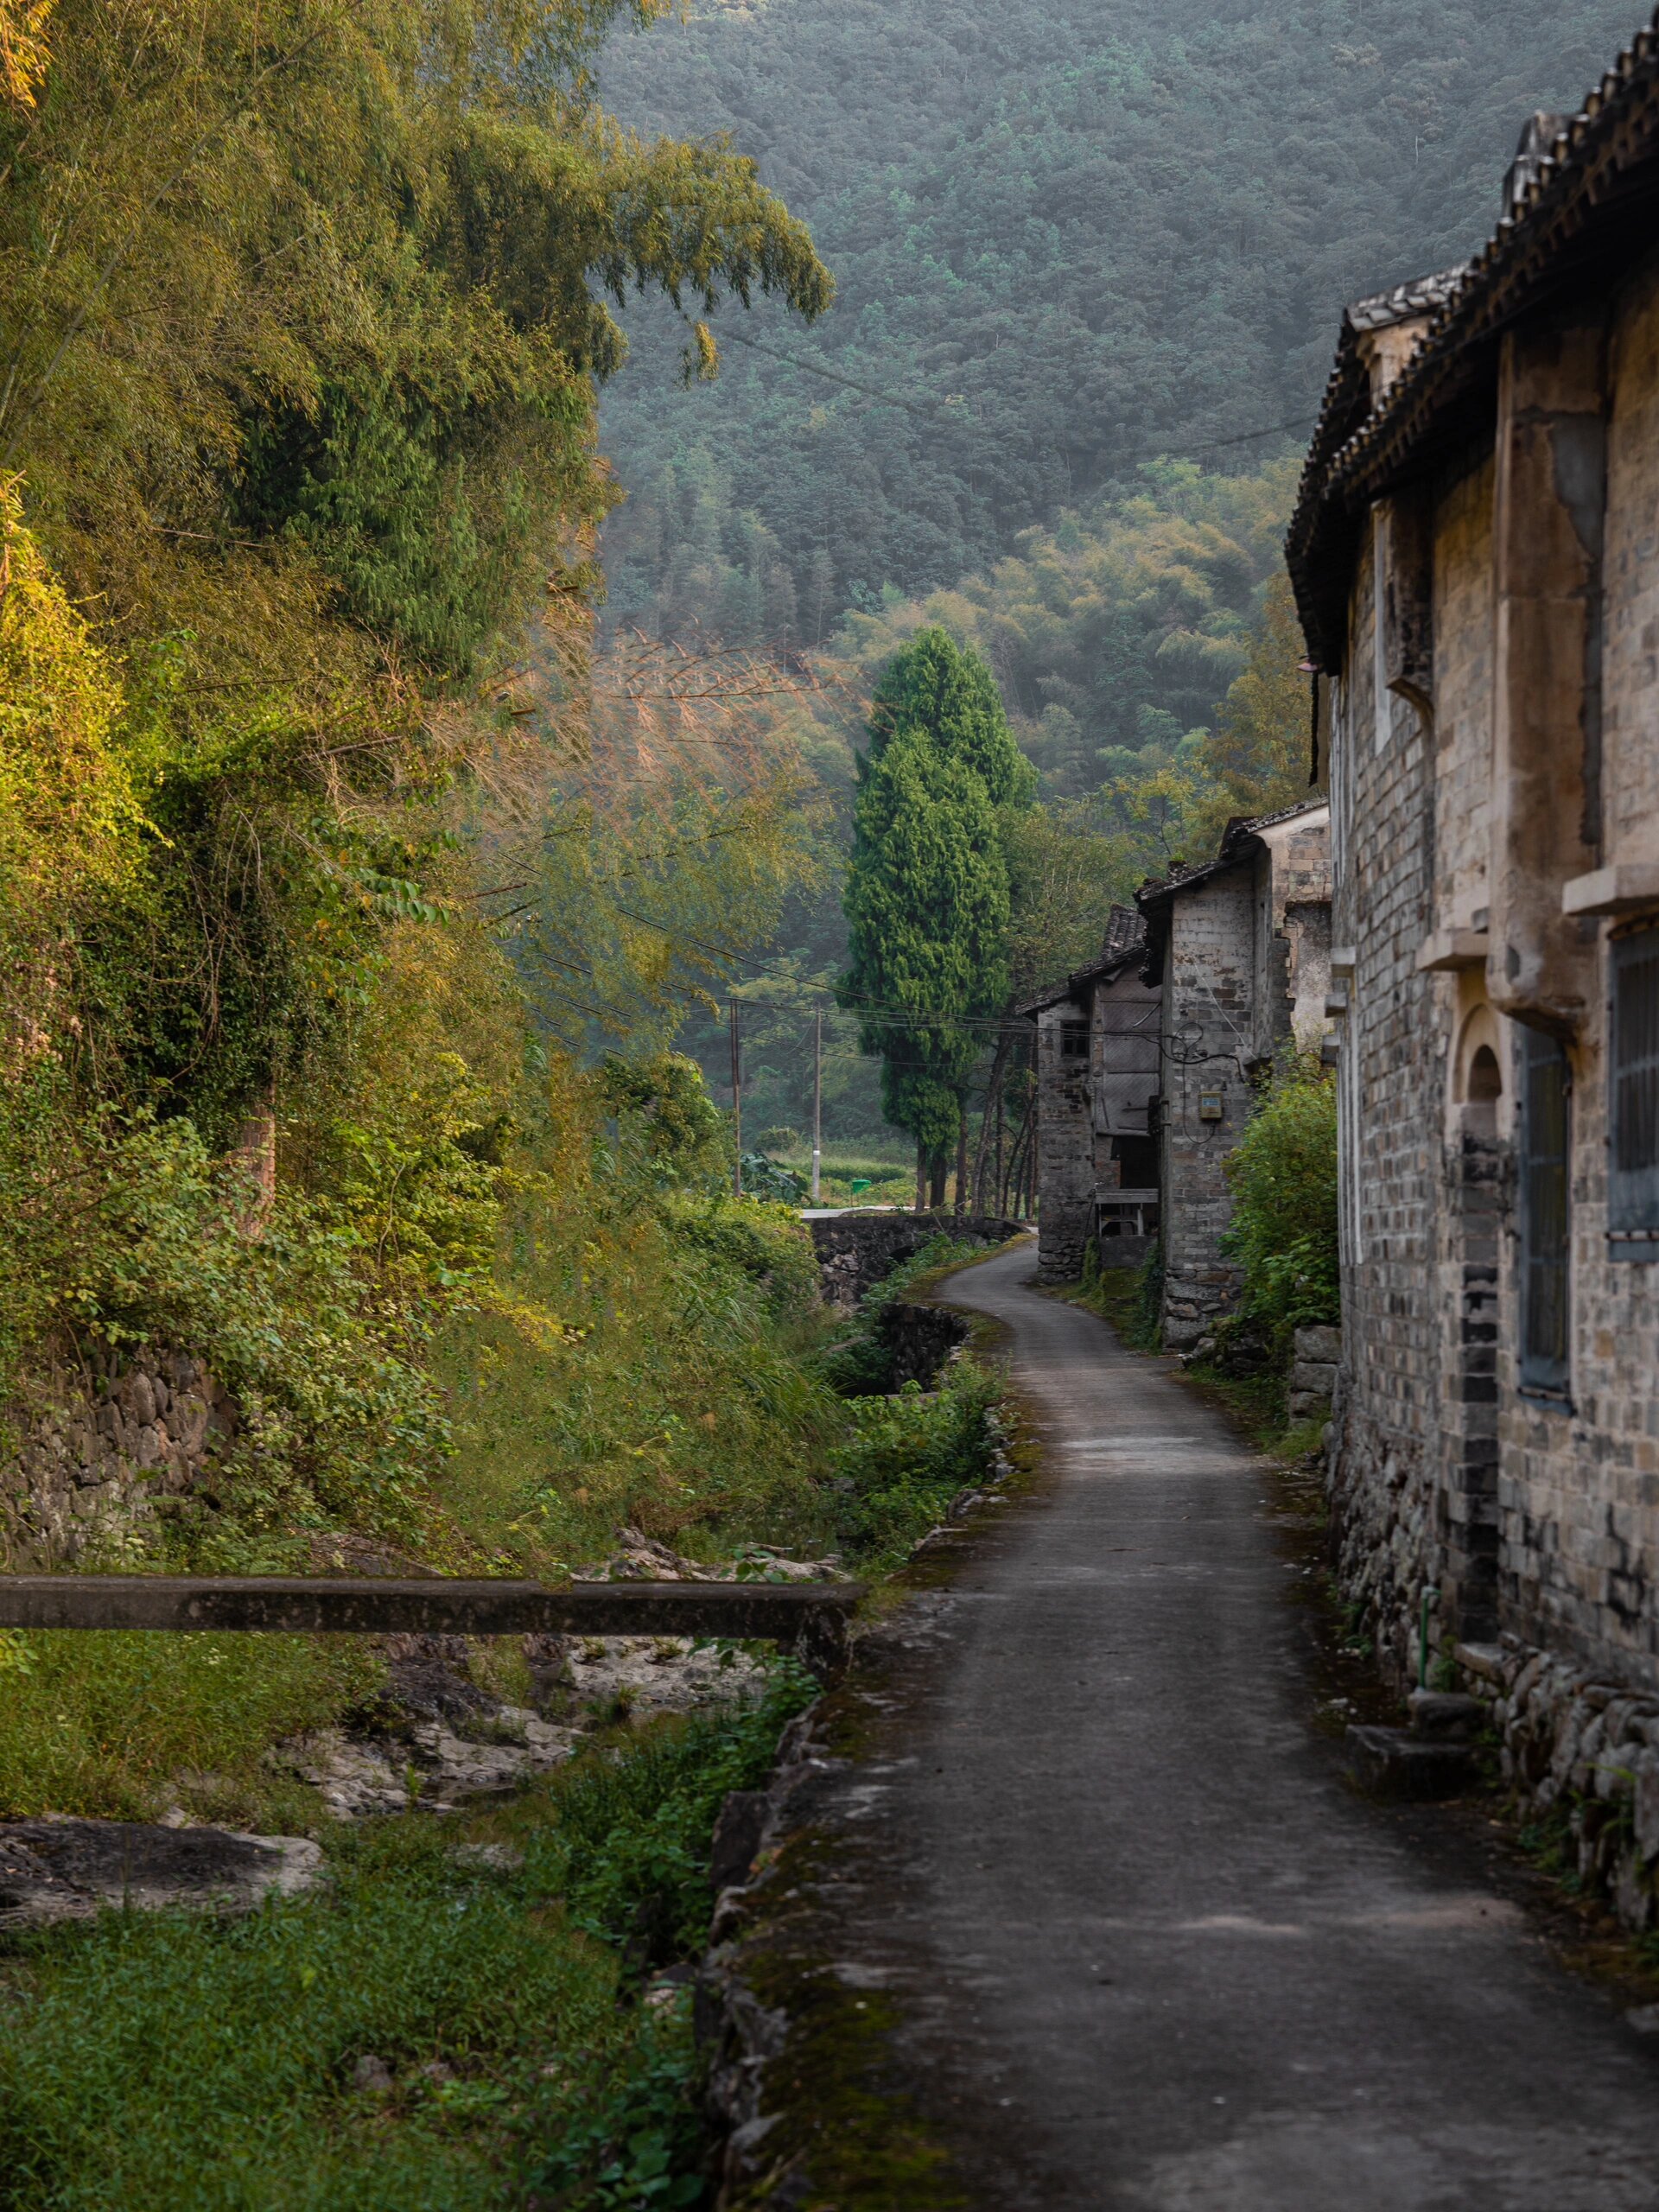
[{"x1": 711, "y1": 1243, "x2": 1659, "y2": 2210}]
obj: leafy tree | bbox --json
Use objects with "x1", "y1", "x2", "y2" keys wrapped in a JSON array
[
  {"x1": 841, "y1": 630, "x2": 1024, "y2": 1188},
  {"x1": 1181, "y1": 573, "x2": 1317, "y2": 854}
]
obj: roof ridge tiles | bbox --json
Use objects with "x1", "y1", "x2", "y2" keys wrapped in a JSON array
[{"x1": 1289, "y1": 4, "x2": 1659, "y2": 667}]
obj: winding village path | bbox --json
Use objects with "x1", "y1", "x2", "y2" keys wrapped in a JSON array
[{"x1": 765, "y1": 1244, "x2": 1659, "y2": 2209}]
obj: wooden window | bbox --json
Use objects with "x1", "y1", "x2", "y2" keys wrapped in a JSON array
[
  {"x1": 1520, "y1": 1027, "x2": 1571, "y2": 1395},
  {"x1": 1059, "y1": 1020, "x2": 1089, "y2": 1059},
  {"x1": 1611, "y1": 928, "x2": 1659, "y2": 1252}
]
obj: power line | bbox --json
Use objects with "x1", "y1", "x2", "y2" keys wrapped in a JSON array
[{"x1": 718, "y1": 325, "x2": 1317, "y2": 459}]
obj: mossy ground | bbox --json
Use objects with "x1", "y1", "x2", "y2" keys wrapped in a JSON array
[{"x1": 0, "y1": 1675, "x2": 816, "y2": 2212}]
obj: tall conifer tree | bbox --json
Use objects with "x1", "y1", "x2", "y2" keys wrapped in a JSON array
[{"x1": 841, "y1": 628, "x2": 1030, "y2": 1198}]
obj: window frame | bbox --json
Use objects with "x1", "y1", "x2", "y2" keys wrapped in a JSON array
[
  {"x1": 1518, "y1": 1025, "x2": 1572, "y2": 1401},
  {"x1": 1609, "y1": 925, "x2": 1659, "y2": 1256}
]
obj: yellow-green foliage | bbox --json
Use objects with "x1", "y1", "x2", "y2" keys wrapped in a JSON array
[
  {"x1": 0, "y1": 0, "x2": 856, "y2": 1839},
  {"x1": 0, "y1": 482, "x2": 139, "y2": 960},
  {"x1": 435, "y1": 1056, "x2": 837, "y2": 1573},
  {"x1": 0, "y1": 0, "x2": 830, "y2": 683}
]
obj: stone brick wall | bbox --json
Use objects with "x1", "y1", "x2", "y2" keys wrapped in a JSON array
[
  {"x1": 1158, "y1": 868, "x2": 1255, "y2": 1349},
  {"x1": 807, "y1": 1212, "x2": 1019, "y2": 1312},
  {"x1": 1320, "y1": 243, "x2": 1659, "y2": 1927},
  {"x1": 1151, "y1": 809, "x2": 1331, "y2": 1351},
  {"x1": 1, "y1": 1342, "x2": 239, "y2": 1567},
  {"x1": 1326, "y1": 521, "x2": 1446, "y2": 1671},
  {"x1": 1035, "y1": 995, "x2": 1094, "y2": 1283}
]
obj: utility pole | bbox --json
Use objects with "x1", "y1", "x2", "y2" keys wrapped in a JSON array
[
  {"x1": 811, "y1": 1009, "x2": 823, "y2": 1204},
  {"x1": 730, "y1": 1000, "x2": 742, "y2": 1198},
  {"x1": 995, "y1": 1078, "x2": 1005, "y2": 1217}
]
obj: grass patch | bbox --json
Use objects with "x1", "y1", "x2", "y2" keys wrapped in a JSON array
[
  {"x1": 432, "y1": 1192, "x2": 842, "y2": 1577},
  {"x1": 0, "y1": 1670, "x2": 815, "y2": 2212},
  {"x1": 0, "y1": 1632, "x2": 382, "y2": 1827}
]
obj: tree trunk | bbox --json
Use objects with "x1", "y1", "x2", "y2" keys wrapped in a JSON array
[
  {"x1": 232, "y1": 1093, "x2": 277, "y2": 1237},
  {"x1": 914, "y1": 1136, "x2": 927, "y2": 1214},
  {"x1": 954, "y1": 1107, "x2": 969, "y2": 1217},
  {"x1": 972, "y1": 1034, "x2": 1012, "y2": 1212},
  {"x1": 929, "y1": 1149, "x2": 947, "y2": 1209},
  {"x1": 1005, "y1": 1092, "x2": 1035, "y2": 1218}
]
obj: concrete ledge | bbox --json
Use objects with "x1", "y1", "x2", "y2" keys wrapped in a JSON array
[
  {"x1": 1415, "y1": 930, "x2": 1491, "y2": 973},
  {"x1": 1562, "y1": 862, "x2": 1659, "y2": 918},
  {"x1": 0, "y1": 1575, "x2": 862, "y2": 1658}
]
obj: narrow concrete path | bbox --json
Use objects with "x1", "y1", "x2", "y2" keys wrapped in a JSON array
[{"x1": 832, "y1": 1245, "x2": 1659, "y2": 2209}]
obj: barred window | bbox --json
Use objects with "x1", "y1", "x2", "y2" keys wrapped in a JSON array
[
  {"x1": 1060, "y1": 1020, "x2": 1089, "y2": 1060},
  {"x1": 1520, "y1": 1027, "x2": 1571, "y2": 1395},
  {"x1": 1611, "y1": 929, "x2": 1659, "y2": 1250}
]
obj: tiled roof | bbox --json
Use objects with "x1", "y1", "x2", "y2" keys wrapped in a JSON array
[
  {"x1": 1344, "y1": 266, "x2": 1470, "y2": 335},
  {"x1": 1288, "y1": 13, "x2": 1659, "y2": 670},
  {"x1": 1100, "y1": 903, "x2": 1143, "y2": 962},
  {"x1": 1135, "y1": 798, "x2": 1329, "y2": 913},
  {"x1": 1016, "y1": 905, "x2": 1148, "y2": 1017}
]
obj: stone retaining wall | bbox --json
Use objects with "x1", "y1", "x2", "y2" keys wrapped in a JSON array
[
  {"x1": 807, "y1": 1212, "x2": 1021, "y2": 1311},
  {"x1": 0, "y1": 1341, "x2": 238, "y2": 1566}
]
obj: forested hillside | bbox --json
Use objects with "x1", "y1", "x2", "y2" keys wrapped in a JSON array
[{"x1": 597, "y1": 0, "x2": 1641, "y2": 644}]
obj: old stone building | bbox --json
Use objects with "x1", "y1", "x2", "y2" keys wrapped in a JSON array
[
  {"x1": 1135, "y1": 804, "x2": 1332, "y2": 1350},
  {"x1": 1025, "y1": 906, "x2": 1161, "y2": 1283},
  {"x1": 1290, "y1": 22, "x2": 1659, "y2": 1917}
]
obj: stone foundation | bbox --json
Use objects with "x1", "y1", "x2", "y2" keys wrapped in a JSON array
[
  {"x1": 1287, "y1": 1324, "x2": 1339, "y2": 1423},
  {"x1": 1330, "y1": 1389, "x2": 1659, "y2": 1932},
  {"x1": 1453, "y1": 1635, "x2": 1659, "y2": 1931},
  {"x1": 1326, "y1": 1378, "x2": 1443, "y2": 1688}
]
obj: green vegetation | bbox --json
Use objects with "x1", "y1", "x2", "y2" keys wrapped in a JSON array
[
  {"x1": 0, "y1": 1631, "x2": 379, "y2": 1828},
  {"x1": 0, "y1": 1673, "x2": 814, "y2": 2212},
  {"x1": 830, "y1": 1363, "x2": 1001, "y2": 1568},
  {"x1": 0, "y1": 19, "x2": 1016, "y2": 2198},
  {"x1": 0, "y1": 0, "x2": 849, "y2": 1591},
  {"x1": 1222, "y1": 1055, "x2": 1341, "y2": 1352},
  {"x1": 599, "y1": 0, "x2": 1641, "y2": 648}
]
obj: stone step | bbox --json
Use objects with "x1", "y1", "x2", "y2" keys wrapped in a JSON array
[
  {"x1": 1408, "y1": 1688, "x2": 1485, "y2": 1742},
  {"x1": 1345, "y1": 1724, "x2": 1476, "y2": 1802}
]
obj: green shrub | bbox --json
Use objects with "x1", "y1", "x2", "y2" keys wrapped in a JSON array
[
  {"x1": 830, "y1": 1357, "x2": 999, "y2": 1563},
  {"x1": 527, "y1": 1663, "x2": 817, "y2": 1965},
  {"x1": 1221, "y1": 1055, "x2": 1338, "y2": 1350},
  {"x1": 0, "y1": 1110, "x2": 461, "y2": 1543},
  {"x1": 655, "y1": 1191, "x2": 820, "y2": 1319}
]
